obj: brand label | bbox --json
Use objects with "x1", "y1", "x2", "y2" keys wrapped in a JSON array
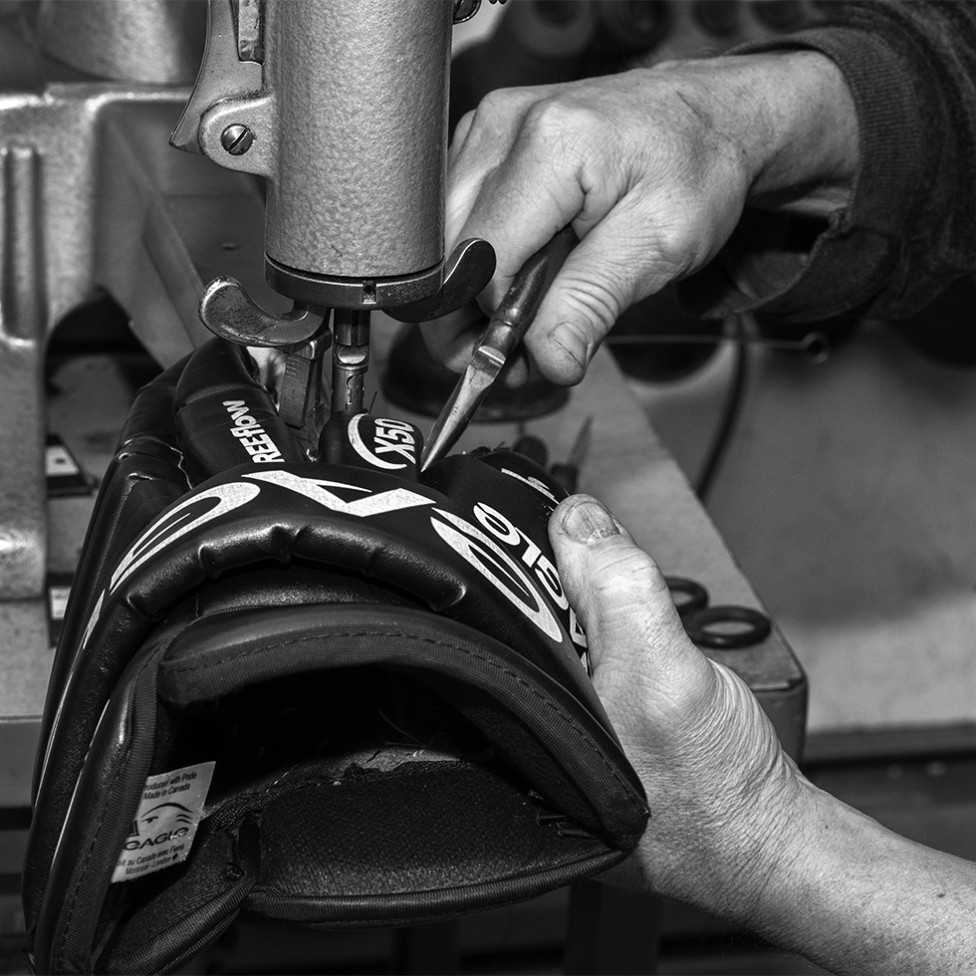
[
  {"x1": 112, "y1": 761, "x2": 215, "y2": 883},
  {"x1": 469, "y1": 501, "x2": 586, "y2": 649},
  {"x1": 223, "y1": 399, "x2": 283, "y2": 463},
  {"x1": 348, "y1": 415, "x2": 418, "y2": 470},
  {"x1": 430, "y1": 506, "x2": 563, "y2": 642}
]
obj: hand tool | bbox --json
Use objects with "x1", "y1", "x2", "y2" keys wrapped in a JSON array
[{"x1": 421, "y1": 225, "x2": 577, "y2": 470}]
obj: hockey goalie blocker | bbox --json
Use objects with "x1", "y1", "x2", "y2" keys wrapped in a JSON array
[{"x1": 24, "y1": 339, "x2": 649, "y2": 975}]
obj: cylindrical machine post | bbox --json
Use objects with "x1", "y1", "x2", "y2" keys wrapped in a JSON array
[
  {"x1": 331, "y1": 310, "x2": 371, "y2": 415},
  {"x1": 263, "y1": 0, "x2": 453, "y2": 303}
]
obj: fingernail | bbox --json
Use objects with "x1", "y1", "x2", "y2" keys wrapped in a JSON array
[
  {"x1": 552, "y1": 322, "x2": 593, "y2": 370},
  {"x1": 559, "y1": 495, "x2": 620, "y2": 544}
]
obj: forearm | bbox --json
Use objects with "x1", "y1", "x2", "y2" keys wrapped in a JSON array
[
  {"x1": 682, "y1": 2, "x2": 976, "y2": 323},
  {"x1": 753, "y1": 780, "x2": 976, "y2": 975},
  {"x1": 745, "y1": 50, "x2": 858, "y2": 218},
  {"x1": 652, "y1": 51, "x2": 858, "y2": 219},
  {"x1": 551, "y1": 501, "x2": 976, "y2": 973},
  {"x1": 608, "y1": 664, "x2": 976, "y2": 973}
]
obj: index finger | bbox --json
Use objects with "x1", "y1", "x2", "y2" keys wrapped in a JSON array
[{"x1": 447, "y1": 110, "x2": 587, "y2": 312}]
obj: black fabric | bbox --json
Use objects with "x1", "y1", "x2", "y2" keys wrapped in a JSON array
[
  {"x1": 678, "y1": 1, "x2": 976, "y2": 323},
  {"x1": 24, "y1": 338, "x2": 648, "y2": 975}
]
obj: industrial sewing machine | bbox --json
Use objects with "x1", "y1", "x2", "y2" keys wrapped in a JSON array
[
  {"x1": 1, "y1": 0, "x2": 492, "y2": 584},
  {"x1": 0, "y1": 0, "x2": 500, "y2": 792},
  {"x1": 0, "y1": 3, "x2": 809, "y2": 967}
]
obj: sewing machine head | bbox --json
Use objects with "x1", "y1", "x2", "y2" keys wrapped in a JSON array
[{"x1": 171, "y1": 0, "x2": 496, "y2": 425}]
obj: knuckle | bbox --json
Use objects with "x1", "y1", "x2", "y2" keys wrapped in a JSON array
[
  {"x1": 592, "y1": 545, "x2": 669, "y2": 605},
  {"x1": 473, "y1": 87, "x2": 522, "y2": 128},
  {"x1": 648, "y1": 222, "x2": 710, "y2": 279},
  {"x1": 521, "y1": 96, "x2": 600, "y2": 152}
]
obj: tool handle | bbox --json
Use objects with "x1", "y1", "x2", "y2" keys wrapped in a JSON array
[
  {"x1": 481, "y1": 225, "x2": 578, "y2": 356},
  {"x1": 421, "y1": 226, "x2": 577, "y2": 471}
]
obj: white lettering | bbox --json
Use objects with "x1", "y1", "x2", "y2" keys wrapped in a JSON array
[
  {"x1": 472, "y1": 502, "x2": 586, "y2": 650},
  {"x1": 374, "y1": 418, "x2": 416, "y2": 462},
  {"x1": 347, "y1": 414, "x2": 414, "y2": 470},
  {"x1": 223, "y1": 400, "x2": 283, "y2": 462},
  {"x1": 246, "y1": 469, "x2": 435, "y2": 518},
  {"x1": 474, "y1": 503, "x2": 567, "y2": 609},
  {"x1": 110, "y1": 482, "x2": 261, "y2": 593},
  {"x1": 473, "y1": 503, "x2": 521, "y2": 547},
  {"x1": 429, "y1": 508, "x2": 561, "y2": 641}
]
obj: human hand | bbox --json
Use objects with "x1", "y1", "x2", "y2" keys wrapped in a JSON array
[
  {"x1": 424, "y1": 53, "x2": 856, "y2": 386},
  {"x1": 552, "y1": 494, "x2": 976, "y2": 973},
  {"x1": 549, "y1": 493, "x2": 806, "y2": 918}
]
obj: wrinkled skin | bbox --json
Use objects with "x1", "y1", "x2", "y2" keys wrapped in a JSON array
[
  {"x1": 549, "y1": 495, "x2": 976, "y2": 975},
  {"x1": 424, "y1": 53, "x2": 857, "y2": 385},
  {"x1": 549, "y1": 494, "x2": 804, "y2": 915}
]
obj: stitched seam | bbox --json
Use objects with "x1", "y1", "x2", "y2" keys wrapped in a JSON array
[
  {"x1": 55, "y1": 640, "x2": 174, "y2": 971},
  {"x1": 55, "y1": 756, "x2": 129, "y2": 971},
  {"x1": 165, "y1": 629, "x2": 645, "y2": 818}
]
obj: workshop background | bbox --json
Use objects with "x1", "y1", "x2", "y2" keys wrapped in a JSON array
[{"x1": 2, "y1": 1, "x2": 975, "y2": 974}]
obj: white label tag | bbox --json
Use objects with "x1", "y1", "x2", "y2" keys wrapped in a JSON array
[{"x1": 112, "y1": 761, "x2": 215, "y2": 883}]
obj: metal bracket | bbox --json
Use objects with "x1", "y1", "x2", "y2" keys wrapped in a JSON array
[
  {"x1": 386, "y1": 238, "x2": 496, "y2": 323},
  {"x1": 199, "y1": 276, "x2": 328, "y2": 346}
]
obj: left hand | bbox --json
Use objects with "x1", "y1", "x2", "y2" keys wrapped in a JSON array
[{"x1": 549, "y1": 493, "x2": 807, "y2": 915}]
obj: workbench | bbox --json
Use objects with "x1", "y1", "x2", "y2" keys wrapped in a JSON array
[{"x1": 633, "y1": 323, "x2": 976, "y2": 762}]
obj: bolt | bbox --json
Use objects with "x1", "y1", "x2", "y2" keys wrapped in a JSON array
[
  {"x1": 220, "y1": 124, "x2": 254, "y2": 156},
  {"x1": 453, "y1": 0, "x2": 480, "y2": 23}
]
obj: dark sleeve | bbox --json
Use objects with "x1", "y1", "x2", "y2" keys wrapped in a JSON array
[{"x1": 677, "y1": 1, "x2": 976, "y2": 323}]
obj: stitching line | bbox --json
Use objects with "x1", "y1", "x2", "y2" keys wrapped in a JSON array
[
  {"x1": 163, "y1": 628, "x2": 645, "y2": 818},
  {"x1": 55, "y1": 637, "x2": 172, "y2": 971},
  {"x1": 56, "y1": 752, "x2": 129, "y2": 971}
]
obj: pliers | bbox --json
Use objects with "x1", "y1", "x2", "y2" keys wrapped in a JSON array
[{"x1": 420, "y1": 226, "x2": 577, "y2": 470}]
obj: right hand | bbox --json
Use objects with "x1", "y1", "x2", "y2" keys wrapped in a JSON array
[{"x1": 424, "y1": 52, "x2": 857, "y2": 387}]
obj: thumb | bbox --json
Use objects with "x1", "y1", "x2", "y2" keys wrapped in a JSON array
[{"x1": 549, "y1": 494, "x2": 712, "y2": 712}]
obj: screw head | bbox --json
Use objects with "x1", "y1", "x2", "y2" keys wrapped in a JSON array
[{"x1": 220, "y1": 124, "x2": 254, "y2": 155}]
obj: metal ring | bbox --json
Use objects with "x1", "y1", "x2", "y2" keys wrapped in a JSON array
[
  {"x1": 684, "y1": 606, "x2": 771, "y2": 650},
  {"x1": 665, "y1": 576, "x2": 709, "y2": 617}
]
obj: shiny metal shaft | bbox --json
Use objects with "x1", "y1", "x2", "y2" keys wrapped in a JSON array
[{"x1": 331, "y1": 310, "x2": 371, "y2": 416}]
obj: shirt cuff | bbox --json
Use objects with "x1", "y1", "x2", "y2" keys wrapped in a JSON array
[{"x1": 677, "y1": 26, "x2": 922, "y2": 323}]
